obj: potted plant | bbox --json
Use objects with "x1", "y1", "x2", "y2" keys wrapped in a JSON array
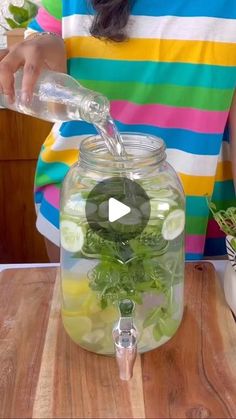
[
  {"x1": 0, "y1": 1, "x2": 38, "y2": 47},
  {"x1": 209, "y1": 203, "x2": 236, "y2": 315}
]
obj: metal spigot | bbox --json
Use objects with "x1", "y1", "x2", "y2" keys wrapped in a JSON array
[{"x1": 112, "y1": 299, "x2": 138, "y2": 381}]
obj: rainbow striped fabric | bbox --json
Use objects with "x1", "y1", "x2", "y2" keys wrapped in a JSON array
[{"x1": 27, "y1": 0, "x2": 236, "y2": 259}]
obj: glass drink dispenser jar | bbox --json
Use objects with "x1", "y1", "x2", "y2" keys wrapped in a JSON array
[{"x1": 60, "y1": 133, "x2": 185, "y2": 380}]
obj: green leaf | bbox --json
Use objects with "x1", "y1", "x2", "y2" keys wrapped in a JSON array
[
  {"x1": 18, "y1": 19, "x2": 33, "y2": 28},
  {"x1": 207, "y1": 198, "x2": 236, "y2": 237},
  {"x1": 130, "y1": 293, "x2": 143, "y2": 305},
  {"x1": 100, "y1": 296, "x2": 108, "y2": 309},
  {"x1": 158, "y1": 317, "x2": 179, "y2": 337},
  {"x1": 5, "y1": 1, "x2": 38, "y2": 28},
  {"x1": 5, "y1": 17, "x2": 18, "y2": 29},
  {"x1": 209, "y1": 202, "x2": 217, "y2": 211},
  {"x1": 143, "y1": 307, "x2": 162, "y2": 328},
  {"x1": 135, "y1": 281, "x2": 155, "y2": 292},
  {"x1": 80, "y1": 222, "x2": 180, "y2": 311},
  {"x1": 230, "y1": 237, "x2": 236, "y2": 252},
  {"x1": 24, "y1": 0, "x2": 38, "y2": 18},
  {"x1": 8, "y1": 4, "x2": 29, "y2": 24},
  {"x1": 153, "y1": 323, "x2": 163, "y2": 341}
]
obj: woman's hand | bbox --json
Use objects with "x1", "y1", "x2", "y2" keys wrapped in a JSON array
[{"x1": 0, "y1": 34, "x2": 67, "y2": 103}]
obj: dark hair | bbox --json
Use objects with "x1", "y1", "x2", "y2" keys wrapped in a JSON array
[{"x1": 90, "y1": 0, "x2": 131, "y2": 42}]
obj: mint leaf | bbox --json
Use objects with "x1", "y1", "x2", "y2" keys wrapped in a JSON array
[
  {"x1": 153, "y1": 323, "x2": 162, "y2": 341},
  {"x1": 143, "y1": 307, "x2": 162, "y2": 328}
]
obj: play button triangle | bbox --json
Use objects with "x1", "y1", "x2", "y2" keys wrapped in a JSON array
[
  {"x1": 85, "y1": 176, "x2": 150, "y2": 241},
  {"x1": 108, "y1": 197, "x2": 131, "y2": 223}
]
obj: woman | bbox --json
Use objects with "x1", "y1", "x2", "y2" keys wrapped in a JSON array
[{"x1": 0, "y1": 0, "x2": 235, "y2": 261}]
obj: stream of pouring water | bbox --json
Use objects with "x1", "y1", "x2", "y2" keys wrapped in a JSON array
[
  {"x1": 95, "y1": 115, "x2": 136, "y2": 202},
  {"x1": 95, "y1": 116, "x2": 127, "y2": 158}
]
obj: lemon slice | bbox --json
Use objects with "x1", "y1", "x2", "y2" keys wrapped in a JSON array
[
  {"x1": 99, "y1": 305, "x2": 118, "y2": 323},
  {"x1": 62, "y1": 278, "x2": 89, "y2": 295},
  {"x1": 81, "y1": 292, "x2": 100, "y2": 315},
  {"x1": 62, "y1": 315, "x2": 92, "y2": 340},
  {"x1": 83, "y1": 329, "x2": 105, "y2": 344},
  {"x1": 60, "y1": 220, "x2": 84, "y2": 252},
  {"x1": 161, "y1": 209, "x2": 185, "y2": 240}
]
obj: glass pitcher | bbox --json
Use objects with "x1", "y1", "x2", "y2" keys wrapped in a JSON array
[
  {"x1": 60, "y1": 133, "x2": 185, "y2": 380},
  {"x1": 0, "y1": 69, "x2": 109, "y2": 124}
]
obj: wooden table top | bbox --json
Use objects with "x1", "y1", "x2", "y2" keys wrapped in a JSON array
[{"x1": 0, "y1": 263, "x2": 236, "y2": 418}]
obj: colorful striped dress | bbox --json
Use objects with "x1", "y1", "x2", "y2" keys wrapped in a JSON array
[{"x1": 27, "y1": 0, "x2": 236, "y2": 259}]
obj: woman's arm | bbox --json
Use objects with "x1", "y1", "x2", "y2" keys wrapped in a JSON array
[
  {"x1": 229, "y1": 90, "x2": 236, "y2": 192},
  {"x1": 0, "y1": 0, "x2": 65, "y2": 102}
]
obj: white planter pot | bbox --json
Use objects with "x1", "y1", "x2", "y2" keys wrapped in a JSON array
[{"x1": 224, "y1": 235, "x2": 236, "y2": 316}]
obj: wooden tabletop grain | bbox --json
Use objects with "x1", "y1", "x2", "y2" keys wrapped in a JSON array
[{"x1": 0, "y1": 263, "x2": 236, "y2": 418}]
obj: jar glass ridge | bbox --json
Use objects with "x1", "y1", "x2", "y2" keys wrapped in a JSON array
[{"x1": 79, "y1": 133, "x2": 167, "y2": 175}]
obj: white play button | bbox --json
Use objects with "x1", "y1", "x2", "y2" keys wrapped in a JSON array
[
  {"x1": 85, "y1": 177, "x2": 150, "y2": 241},
  {"x1": 108, "y1": 197, "x2": 131, "y2": 223}
]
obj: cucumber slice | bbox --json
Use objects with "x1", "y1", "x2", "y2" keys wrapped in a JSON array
[
  {"x1": 60, "y1": 220, "x2": 84, "y2": 252},
  {"x1": 161, "y1": 209, "x2": 185, "y2": 240}
]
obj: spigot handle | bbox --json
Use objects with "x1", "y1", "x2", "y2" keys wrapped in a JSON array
[
  {"x1": 114, "y1": 330, "x2": 137, "y2": 380},
  {"x1": 113, "y1": 299, "x2": 138, "y2": 381}
]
